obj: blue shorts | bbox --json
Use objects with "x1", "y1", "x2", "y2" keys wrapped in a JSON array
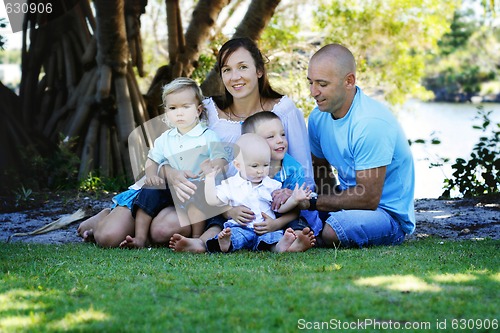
[
  {"x1": 131, "y1": 180, "x2": 225, "y2": 223},
  {"x1": 207, "y1": 226, "x2": 284, "y2": 252},
  {"x1": 132, "y1": 188, "x2": 175, "y2": 218},
  {"x1": 322, "y1": 208, "x2": 406, "y2": 248}
]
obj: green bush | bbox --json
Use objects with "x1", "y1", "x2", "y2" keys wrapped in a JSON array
[{"x1": 443, "y1": 107, "x2": 500, "y2": 197}]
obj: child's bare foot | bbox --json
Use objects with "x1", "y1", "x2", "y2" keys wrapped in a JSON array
[
  {"x1": 119, "y1": 235, "x2": 146, "y2": 249},
  {"x1": 218, "y1": 228, "x2": 232, "y2": 253},
  {"x1": 274, "y1": 228, "x2": 297, "y2": 253},
  {"x1": 169, "y1": 234, "x2": 206, "y2": 253},
  {"x1": 286, "y1": 227, "x2": 316, "y2": 252},
  {"x1": 77, "y1": 208, "x2": 111, "y2": 237}
]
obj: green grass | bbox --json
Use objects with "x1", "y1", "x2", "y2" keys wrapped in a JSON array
[{"x1": 1, "y1": 238, "x2": 499, "y2": 333}]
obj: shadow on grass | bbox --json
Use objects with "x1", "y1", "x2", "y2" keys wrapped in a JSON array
[
  {"x1": 0, "y1": 238, "x2": 498, "y2": 332},
  {"x1": 0, "y1": 288, "x2": 109, "y2": 331}
]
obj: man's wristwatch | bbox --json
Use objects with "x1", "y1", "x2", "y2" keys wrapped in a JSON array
[{"x1": 308, "y1": 192, "x2": 318, "y2": 211}]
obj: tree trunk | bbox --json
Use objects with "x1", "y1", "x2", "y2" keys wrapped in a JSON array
[
  {"x1": 146, "y1": 0, "x2": 231, "y2": 116},
  {"x1": 7, "y1": 0, "x2": 279, "y2": 189},
  {"x1": 14, "y1": 0, "x2": 148, "y2": 183}
]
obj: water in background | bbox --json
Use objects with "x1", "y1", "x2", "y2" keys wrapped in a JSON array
[{"x1": 397, "y1": 100, "x2": 500, "y2": 199}]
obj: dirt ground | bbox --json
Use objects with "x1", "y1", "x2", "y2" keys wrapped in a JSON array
[{"x1": 0, "y1": 191, "x2": 498, "y2": 245}]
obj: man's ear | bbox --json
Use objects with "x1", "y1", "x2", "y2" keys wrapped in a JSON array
[{"x1": 345, "y1": 72, "x2": 356, "y2": 88}]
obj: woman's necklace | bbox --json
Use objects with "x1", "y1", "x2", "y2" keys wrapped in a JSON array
[{"x1": 227, "y1": 99, "x2": 265, "y2": 124}]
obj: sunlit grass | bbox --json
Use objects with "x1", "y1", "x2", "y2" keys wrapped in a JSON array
[
  {"x1": 0, "y1": 238, "x2": 498, "y2": 332},
  {"x1": 355, "y1": 275, "x2": 442, "y2": 292},
  {"x1": 48, "y1": 307, "x2": 109, "y2": 331}
]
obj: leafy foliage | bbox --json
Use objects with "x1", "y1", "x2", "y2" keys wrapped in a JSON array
[
  {"x1": 258, "y1": 3, "x2": 318, "y2": 115},
  {"x1": 191, "y1": 52, "x2": 217, "y2": 85},
  {"x1": 1, "y1": 135, "x2": 80, "y2": 192},
  {"x1": 424, "y1": 9, "x2": 499, "y2": 101},
  {"x1": 442, "y1": 107, "x2": 500, "y2": 197},
  {"x1": 78, "y1": 172, "x2": 129, "y2": 193},
  {"x1": 312, "y1": 0, "x2": 458, "y2": 104},
  {"x1": 13, "y1": 185, "x2": 33, "y2": 207},
  {"x1": 424, "y1": 63, "x2": 496, "y2": 102},
  {"x1": 437, "y1": 9, "x2": 477, "y2": 56}
]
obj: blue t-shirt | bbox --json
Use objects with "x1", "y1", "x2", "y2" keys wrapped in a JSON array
[
  {"x1": 272, "y1": 153, "x2": 305, "y2": 190},
  {"x1": 308, "y1": 87, "x2": 415, "y2": 234},
  {"x1": 272, "y1": 153, "x2": 323, "y2": 236}
]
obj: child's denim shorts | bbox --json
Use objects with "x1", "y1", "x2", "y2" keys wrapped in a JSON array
[{"x1": 206, "y1": 226, "x2": 284, "y2": 252}]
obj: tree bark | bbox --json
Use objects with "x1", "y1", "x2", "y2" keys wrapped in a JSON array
[
  {"x1": 7, "y1": 0, "x2": 280, "y2": 188},
  {"x1": 146, "y1": 0, "x2": 231, "y2": 115}
]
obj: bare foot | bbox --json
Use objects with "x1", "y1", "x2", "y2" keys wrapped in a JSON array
[
  {"x1": 77, "y1": 208, "x2": 111, "y2": 237},
  {"x1": 169, "y1": 234, "x2": 206, "y2": 253},
  {"x1": 119, "y1": 235, "x2": 146, "y2": 249},
  {"x1": 274, "y1": 228, "x2": 297, "y2": 253},
  {"x1": 218, "y1": 228, "x2": 232, "y2": 253},
  {"x1": 82, "y1": 229, "x2": 95, "y2": 243},
  {"x1": 286, "y1": 227, "x2": 316, "y2": 252}
]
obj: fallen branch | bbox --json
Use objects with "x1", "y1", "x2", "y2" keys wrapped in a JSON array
[{"x1": 7, "y1": 208, "x2": 88, "y2": 242}]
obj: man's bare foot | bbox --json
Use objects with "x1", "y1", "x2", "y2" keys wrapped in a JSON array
[
  {"x1": 82, "y1": 229, "x2": 95, "y2": 243},
  {"x1": 286, "y1": 227, "x2": 316, "y2": 252},
  {"x1": 169, "y1": 234, "x2": 206, "y2": 253},
  {"x1": 274, "y1": 228, "x2": 297, "y2": 253},
  {"x1": 218, "y1": 228, "x2": 232, "y2": 253},
  {"x1": 77, "y1": 208, "x2": 111, "y2": 237},
  {"x1": 119, "y1": 235, "x2": 146, "y2": 249}
]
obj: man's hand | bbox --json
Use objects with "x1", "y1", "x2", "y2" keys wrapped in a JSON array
[{"x1": 271, "y1": 188, "x2": 293, "y2": 211}]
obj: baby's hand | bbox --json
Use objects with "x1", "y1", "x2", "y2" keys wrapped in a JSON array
[
  {"x1": 144, "y1": 175, "x2": 165, "y2": 188},
  {"x1": 204, "y1": 165, "x2": 221, "y2": 179},
  {"x1": 199, "y1": 159, "x2": 213, "y2": 177},
  {"x1": 292, "y1": 183, "x2": 312, "y2": 202}
]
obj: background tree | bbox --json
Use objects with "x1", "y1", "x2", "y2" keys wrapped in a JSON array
[
  {"x1": 1, "y1": 0, "x2": 283, "y2": 191},
  {"x1": 313, "y1": 0, "x2": 460, "y2": 104},
  {"x1": 423, "y1": 6, "x2": 500, "y2": 102},
  {"x1": 2, "y1": 0, "x2": 470, "y2": 193}
]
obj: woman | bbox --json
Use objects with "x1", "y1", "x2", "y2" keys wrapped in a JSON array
[{"x1": 78, "y1": 37, "x2": 314, "y2": 250}]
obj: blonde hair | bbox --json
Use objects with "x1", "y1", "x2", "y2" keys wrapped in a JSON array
[{"x1": 161, "y1": 77, "x2": 207, "y2": 123}]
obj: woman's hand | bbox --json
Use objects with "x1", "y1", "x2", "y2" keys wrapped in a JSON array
[
  {"x1": 271, "y1": 188, "x2": 293, "y2": 211},
  {"x1": 253, "y1": 213, "x2": 280, "y2": 235},
  {"x1": 224, "y1": 205, "x2": 255, "y2": 226}
]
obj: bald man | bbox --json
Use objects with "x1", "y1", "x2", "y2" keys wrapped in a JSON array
[{"x1": 306, "y1": 44, "x2": 415, "y2": 248}]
